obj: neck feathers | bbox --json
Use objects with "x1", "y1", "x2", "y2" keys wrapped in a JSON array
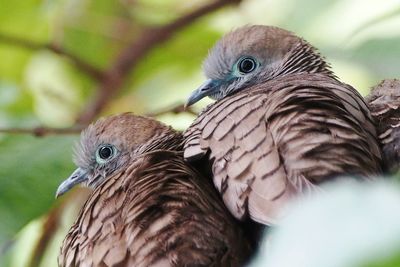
[
  {"x1": 274, "y1": 41, "x2": 335, "y2": 79},
  {"x1": 135, "y1": 128, "x2": 183, "y2": 156}
]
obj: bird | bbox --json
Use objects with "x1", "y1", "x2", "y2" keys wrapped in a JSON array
[
  {"x1": 183, "y1": 25, "x2": 382, "y2": 226},
  {"x1": 55, "y1": 113, "x2": 252, "y2": 267},
  {"x1": 366, "y1": 79, "x2": 400, "y2": 174}
]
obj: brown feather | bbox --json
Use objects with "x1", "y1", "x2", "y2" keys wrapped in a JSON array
[
  {"x1": 366, "y1": 79, "x2": 400, "y2": 173},
  {"x1": 59, "y1": 114, "x2": 252, "y2": 267},
  {"x1": 184, "y1": 74, "x2": 382, "y2": 225}
]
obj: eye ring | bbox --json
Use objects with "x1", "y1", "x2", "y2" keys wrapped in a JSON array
[
  {"x1": 238, "y1": 57, "x2": 257, "y2": 74},
  {"x1": 96, "y1": 145, "x2": 117, "y2": 164}
]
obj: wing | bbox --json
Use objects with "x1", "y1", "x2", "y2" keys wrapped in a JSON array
[
  {"x1": 185, "y1": 91, "x2": 310, "y2": 225},
  {"x1": 184, "y1": 74, "x2": 382, "y2": 225},
  {"x1": 59, "y1": 153, "x2": 251, "y2": 267}
]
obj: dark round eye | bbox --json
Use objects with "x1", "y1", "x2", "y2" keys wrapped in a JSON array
[
  {"x1": 96, "y1": 145, "x2": 116, "y2": 163},
  {"x1": 99, "y1": 146, "x2": 112, "y2": 159},
  {"x1": 238, "y1": 57, "x2": 257, "y2": 74}
]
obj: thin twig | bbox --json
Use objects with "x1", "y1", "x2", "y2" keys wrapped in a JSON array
[
  {"x1": 0, "y1": 33, "x2": 105, "y2": 80},
  {"x1": 0, "y1": 126, "x2": 83, "y2": 137},
  {"x1": 0, "y1": 103, "x2": 197, "y2": 137},
  {"x1": 146, "y1": 103, "x2": 198, "y2": 117},
  {"x1": 77, "y1": 0, "x2": 242, "y2": 124}
]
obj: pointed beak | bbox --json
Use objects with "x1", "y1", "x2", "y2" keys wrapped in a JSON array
[
  {"x1": 55, "y1": 168, "x2": 88, "y2": 198},
  {"x1": 185, "y1": 79, "x2": 220, "y2": 108}
]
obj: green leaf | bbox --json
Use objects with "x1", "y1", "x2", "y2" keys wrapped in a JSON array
[
  {"x1": 0, "y1": 135, "x2": 77, "y2": 247},
  {"x1": 131, "y1": 22, "x2": 221, "y2": 85}
]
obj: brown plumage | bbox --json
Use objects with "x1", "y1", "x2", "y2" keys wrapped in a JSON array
[
  {"x1": 184, "y1": 25, "x2": 382, "y2": 225},
  {"x1": 366, "y1": 79, "x2": 400, "y2": 173},
  {"x1": 56, "y1": 113, "x2": 251, "y2": 267}
]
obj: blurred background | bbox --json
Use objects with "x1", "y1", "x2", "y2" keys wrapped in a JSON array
[{"x1": 0, "y1": 0, "x2": 400, "y2": 266}]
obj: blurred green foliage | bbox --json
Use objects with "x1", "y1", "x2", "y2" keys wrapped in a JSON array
[
  {"x1": 364, "y1": 252, "x2": 400, "y2": 267},
  {"x1": 0, "y1": 135, "x2": 76, "y2": 243},
  {"x1": 0, "y1": 0, "x2": 400, "y2": 266}
]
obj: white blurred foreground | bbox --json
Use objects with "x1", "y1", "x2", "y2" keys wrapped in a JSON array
[{"x1": 250, "y1": 179, "x2": 400, "y2": 267}]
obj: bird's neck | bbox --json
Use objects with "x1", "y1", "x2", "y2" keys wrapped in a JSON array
[
  {"x1": 273, "y1": 41, "x2": 336, "y2": 79},
  {"x1": 134, "y1": 129, "x2": 184, "y2": 157}
]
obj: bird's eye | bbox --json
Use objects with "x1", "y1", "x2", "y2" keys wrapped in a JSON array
[
  {"x1": 238, "y1": 57, "x2": 257, "y2": 74},
  {"x1": 96, "y1": 145, "x2": 117, "y2": 164}
]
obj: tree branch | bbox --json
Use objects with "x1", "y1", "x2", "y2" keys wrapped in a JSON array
[
  {"x1": 0, "y1": 126, "x2": 83, "y2": 137},
  {"x1": 0, "y1": 33, "x2": 105, "y2": 80},
  {"x1": 0, "y1": 0, "x2": 241, "y2": 136},
  {"x1": 77, "y1": 0, "x2": 242, "y2": 124},
  {"x1": 0, "y1": 103, "x2": 197, "y2": 137}
]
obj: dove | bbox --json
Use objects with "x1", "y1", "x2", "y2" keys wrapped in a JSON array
[
  {"x1": 184, "y1": 25, "x2": 382, "y2": 225},
  {"x1": 56, "y1": 113, "x2": 251, "y2": 267}
]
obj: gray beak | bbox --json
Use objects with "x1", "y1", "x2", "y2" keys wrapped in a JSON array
[
  {"x1": 185, "y1": 79, "x2": 219, "y2": 107},
  {"x1": 56, "y1": 168, "x2": 88, "y2": 198}
]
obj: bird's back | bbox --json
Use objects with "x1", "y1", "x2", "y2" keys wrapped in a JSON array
[
  {"x1": 184, "y1": 73, "x2": 382, "y2": 225},
  {"x1": 59, "y1": 149, "x2": 251, "y2": 266}
]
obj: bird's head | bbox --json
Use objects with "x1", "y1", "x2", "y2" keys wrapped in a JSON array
[
  {"x1": 186, "y1": 25, "x2": 332, "y2": 106},
  {"x1": 55, "y1": 113, "x2": 170, "y2": 198}
]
